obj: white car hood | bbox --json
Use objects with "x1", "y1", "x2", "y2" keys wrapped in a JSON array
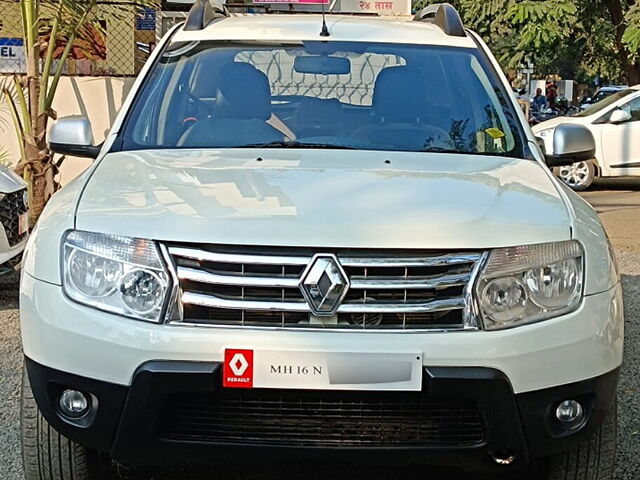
[
  {"x1": 75, "y1": 149, "x2": 571, "y2": 249},
  {"x1": 0, "y1": 165, "x2": 26, "y2": 193},
  {"x1": 532, "y1": 115, "x2": 589, "y2": 133}
]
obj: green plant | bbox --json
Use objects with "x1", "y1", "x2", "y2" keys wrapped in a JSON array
[
  {"x1": 413, "y1": 0, "x2": 640, "y2": 85},
  {"x1": 0, "y1": 147, "x2": 12, "y2": 167},
  {"x1": 1, "y1": 0, "x2": 157, "y2": 225}
]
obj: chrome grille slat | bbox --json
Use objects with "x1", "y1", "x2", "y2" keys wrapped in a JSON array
[
  {"x1": 168, "y1": 247, "x2": 310, "y2": 266},
  {"x1": 350, "y1": 273, "x2": 471, "y2": 290},
  {"x1": 168, "y1": 246, "x2": 481, "y2": 269},
  {"x1": 183, "y1": 292, "x2": 309, "y2": 312},
  {"x1": 338, "y1": 297, "x2": 465, "y2": 313},
  {"x1": 167, "y1": 245, "x2": 484, "y2": 330},
  {"x1": 181, "y1": 292, "x2": 465, "y2": 314},
  {"x1": 177, "y1": 267, "x2": 300, "y2": 288},
  {"x1": 339, "y1": 253, "x2": 481, "y2": 268}
]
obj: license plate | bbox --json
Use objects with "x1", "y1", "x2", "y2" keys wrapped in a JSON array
[
  {"x1": 18, "y1": 213, "x2": 29, "y2": 235},
  {"x1": 223, "y1": 349, "x2": 423, "y2": 391}
]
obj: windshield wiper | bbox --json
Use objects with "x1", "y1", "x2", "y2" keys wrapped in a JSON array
[
  {"x1": 236, "y1": 141, "x2": 355, "y2": 149},
  {"x1": 421, "y1": 147, "x2": 508, "y2": 157}
]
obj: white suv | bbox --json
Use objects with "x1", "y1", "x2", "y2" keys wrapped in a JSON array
[
  {"x1": 534, "y1": 84, "x2": 640, "y2": 190},
  {"x1": 20, "y1": 3, "x2": 623, "y2": 479}
]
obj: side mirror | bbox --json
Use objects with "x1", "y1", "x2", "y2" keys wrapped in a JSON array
[
  {"x1": 545, "y1": 123, "x2": 595, "y2": 167},
  {"x1": 48, "y1": 116, "x2": 101, "y2": 159},
  {"x1": 609, "y1": 109, "x2": 632, "y2": 124}
]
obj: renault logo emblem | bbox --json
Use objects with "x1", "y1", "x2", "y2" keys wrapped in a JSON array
[{"x1": 299, "y1": 254, "x2": 349, "y2": 316}]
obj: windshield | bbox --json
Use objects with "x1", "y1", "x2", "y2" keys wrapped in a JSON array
[
  {"x1": 575, "y1": 89, "x2": 636, "y2": 117},
  {"x1": 119, "y1": 41, "x2": 525, "y2": 157}
]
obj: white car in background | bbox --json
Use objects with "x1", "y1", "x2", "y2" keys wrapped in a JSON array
[
  {"x1": 534, "y1": 84, "x2": 640, "y2": 190},
  {"x1": 0, "y1": 164, "x2": 29, "y2": 272}
]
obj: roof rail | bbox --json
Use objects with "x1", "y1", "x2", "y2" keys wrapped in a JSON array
[
  {"x1": 184, "y1": 0, "x2": 229, "y2": 31},
  {"x1": 413, "y1": 3, "x2": 466, "y2": 37}
]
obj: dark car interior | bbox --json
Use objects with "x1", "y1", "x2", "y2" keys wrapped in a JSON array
[{"x1": 123, "y1": 41, "x2": 520, "y2": 156}]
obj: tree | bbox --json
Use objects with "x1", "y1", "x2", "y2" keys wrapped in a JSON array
[
  {"x1": 1, "y1": 0, "x2": 156, "y2": 225},
  {"x1": 413, "y1": 0, "x2": 640, "y2": 85}
]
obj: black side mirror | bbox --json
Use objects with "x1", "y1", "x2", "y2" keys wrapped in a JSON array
[{"x1": 543, "y1": 124, "x2": 595, "y2": 167}]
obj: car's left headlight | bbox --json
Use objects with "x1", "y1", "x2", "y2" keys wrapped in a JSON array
[
  {"x1": 62, "y1": 230, "x2": 171, "y2": 322},
  {"x1": 476, "y1": 241, "x2": 584, "y2": 330}
]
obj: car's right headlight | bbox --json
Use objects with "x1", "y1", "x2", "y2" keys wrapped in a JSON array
[
  {"x1": 62, "y1": 230, "x2": 171, "y2": 323},
  {"x1": 476, "y1": 241, "x2": 584, "y2": 330}
]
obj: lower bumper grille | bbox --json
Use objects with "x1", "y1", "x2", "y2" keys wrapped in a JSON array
[
  {"x1": 155, "y1": 390, "x2": 485, "y2": 447},
  {"x1": 0, "y1": 189, "x2": 27, "y2": 247}
]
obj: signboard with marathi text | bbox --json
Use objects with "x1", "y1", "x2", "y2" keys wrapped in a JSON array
[
  {"x1": 253, "y1": 0, "x2": 330, "y2": 4},
  {"x1": 338, "y1": 0, "x2": 409, "y2": 15}
]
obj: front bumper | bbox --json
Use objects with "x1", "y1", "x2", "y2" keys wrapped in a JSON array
[
  {"x1": 21, "y1": 272, "x2": 623, "y2": 471},
  {"x1": 25, "y1": 357, "x2": 619, "y2": 472},
  {"x1": 20, "y1": 274, "x2": 624, "y2": 394},
  {"x1": 0, "y1": 233, "x2": 26, "y2": 266}
]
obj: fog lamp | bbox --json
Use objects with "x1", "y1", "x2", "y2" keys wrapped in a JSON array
[
  {"x1": 555, "y1": 399, "x2": 584, "y2": 425},
  {"x1": 59, "y1": 389, "x2": 90, "y2": 419}
]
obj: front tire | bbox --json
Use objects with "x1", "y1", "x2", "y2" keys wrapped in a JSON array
[
  {"x1": 545, "y1": 398, "x2": 617, "y2": 480},
  {"x1": 554, "y1": 160, "x2": 597, "y2": 191},
  {"x1": 21, "y1": 364, "x2": 110, "y2": 480}
]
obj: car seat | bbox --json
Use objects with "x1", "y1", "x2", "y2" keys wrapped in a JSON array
[{"x1": 179, "y1": 62, "x2": 285, "y2": 147}]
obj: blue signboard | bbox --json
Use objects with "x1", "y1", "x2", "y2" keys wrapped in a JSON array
[
  {"x1": 136, "y1": 8, "x2": 156, "y2": 31},
  {"x1": 0, "y1": 38, "x2": 26, "y2": 73}
]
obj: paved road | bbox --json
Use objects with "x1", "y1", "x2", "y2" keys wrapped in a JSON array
[
  {"x1": 1, "y1": 180, "x2": 639, "y2": 479},
  {"x1": 580, "y1": 178, "x2": 640, "y2": 253}
]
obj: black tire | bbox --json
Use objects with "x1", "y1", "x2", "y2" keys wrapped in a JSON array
[
  {"x1": 553, "y1": 160, "x2": 597, "y2": 191},
  {"x1": 21, "y1": 364, "x2": 110, "y2": 480},
  {"x1": 545, "y1": 398, "x2": 617, "y2": 480}
]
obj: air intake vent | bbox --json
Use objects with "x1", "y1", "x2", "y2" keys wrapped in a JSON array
[
  {"x1": 0, "y1": 190, "x2": 28, "y2": 247},
  {"x1": 155, "y1": 389, "x2": 485, "y2": 447}
]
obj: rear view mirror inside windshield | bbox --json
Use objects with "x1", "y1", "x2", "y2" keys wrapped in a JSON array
[{"x1": 294, "y1": 55, "x2": 350, "y2": 75}]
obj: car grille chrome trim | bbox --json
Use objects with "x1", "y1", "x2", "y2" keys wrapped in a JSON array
[
  {"x1": 181, "y1": 291, "x2": 466, "y2": 314},
  {"x1": 169, "y1": 246, "x2": 481, "y2": 269},
  {"x1": 183, "y1": 292, "x2": 309, "y2": 312},
  {"x1": 177, "y1": 266, "x2": 301, "y2": 288},
  {"x1": 168, "y1": 246, "x2": 310, "y2": 266},
  {"x1": 177, "y1": 265, "x2": 471, "y2": 290},
  {"x1": 165, "y1": 245, "x2": 485, "y2": 330},
  {"x1": 350, "y1": 273, "x2": 471, "y2": 290},
  {"x1": 339, "y1": 254, "x2": 482, "y2": 268}
]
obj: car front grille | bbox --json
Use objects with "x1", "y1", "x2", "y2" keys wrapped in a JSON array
[
  {"x1": 155, "y1": 389, "x2": 485, "y2": 448},
  {"x1": 166, "y1": 245, "x2": 483, "y2": 330},
  {"x1": 0, "y1": 189, "x2": 28, "y2": 247}
]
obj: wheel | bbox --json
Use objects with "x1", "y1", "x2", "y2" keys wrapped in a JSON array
[
  {"x1": 545, "y1": 398, "x2": 617, "y2": 480},
  {"x1": 553, "y1": 160, "x2": 596, "y2": 191},
  {"x1": 21, "y1": 364, "x2": 111, "y2": 480}
]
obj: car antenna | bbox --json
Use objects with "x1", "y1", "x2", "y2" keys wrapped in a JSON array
[{"x1": 320, "y1": 0, "x2": 330, "y2": 37}]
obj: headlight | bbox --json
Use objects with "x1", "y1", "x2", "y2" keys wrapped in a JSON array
[
  {"x1": 62, "y1": 230, "x2": 170, "y2": 322},
  {"x1": 476, "y1": 241, "x2": 583, "y2": 330}
]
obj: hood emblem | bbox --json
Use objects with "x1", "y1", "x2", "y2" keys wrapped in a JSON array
[{"x1": 299, "y1": 254, "x2": 349, "y2": 316}]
